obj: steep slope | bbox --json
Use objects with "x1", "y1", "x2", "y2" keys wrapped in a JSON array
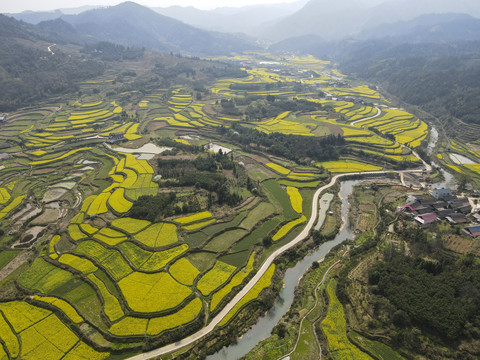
[
  {"x1": 358, "y1": 14, "x2": 480, "y2": 43},
  {"x1": 60, "y1": 2, "x2": 255, "y2": 55},
  {"x1": 153, "y1": 3, "x2": 304, "y2": 36},
  {"x1": 260, "y1": 0, "x2": 368, "y2": 41},
  {"x1": 0, "y1": 14, "x2": 104, "y2": 110}
]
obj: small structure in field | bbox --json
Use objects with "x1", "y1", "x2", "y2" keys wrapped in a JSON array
[
  {"x1": 205, "y1": 143, "x2": 232, "y2": 154},
  {"x1": 107, "y1": 132, "x2": 125, "y2": 144}
]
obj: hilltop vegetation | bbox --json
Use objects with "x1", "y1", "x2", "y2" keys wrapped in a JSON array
[{"x1": 0, "y1": 15, "x2": 105, "y2": 110}]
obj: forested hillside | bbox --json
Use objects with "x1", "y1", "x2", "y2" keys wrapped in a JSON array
[
  {"x1": 340, "y1": 41, "x2": 480, "y2": 127},
  {"x1": 0, "y1": 15, "x2": 105, "y2": 110}
]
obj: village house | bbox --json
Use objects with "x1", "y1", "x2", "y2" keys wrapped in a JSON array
[
  {"x1": 446, "y1": 214, "x2": 470, "y2": 224},
  {"x1": 414, "y1": 213, "x2": 438, "y2": 226},
  {"x1": 107, "y1": 132, "x2": 125, "y2": 144},
  {"x1": 463, "y1": 225, "x2": 480, "y2": 238},
  {"x1": 402, "y1": 189, "x2": 478, "y2": 230},
  {"x1": 432, "y1": 188, "x2": 452, "y2": 200}
]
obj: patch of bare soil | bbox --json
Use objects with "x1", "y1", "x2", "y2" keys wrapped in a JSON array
[
  {"x1": 0, "y1": 251, "x2": 32, "y2": 281},
  {"x1": 444, "y1": 234, "x2": 480, "y2": 255}
]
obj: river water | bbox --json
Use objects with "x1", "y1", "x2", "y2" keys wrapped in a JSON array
[
  {"x1": 207, "y1": 180, "x2": 358, "y2": 360},
  {"x1": 207, "y1": 125, "x2": 454, "y2": 359},
  {"x1": 425, "y1": 127, "x2": 457, "y2": 190},
  {"x1": 427, "y1": 127, "x2": 438, "y2": 155}
]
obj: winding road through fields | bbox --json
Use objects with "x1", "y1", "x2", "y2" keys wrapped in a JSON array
[
  {"x1": 350, "y1": 106, "x2": 382, "y2": 126},
  {"x1": 127, "y1": 166, "x2": 425, "y2": 360}
]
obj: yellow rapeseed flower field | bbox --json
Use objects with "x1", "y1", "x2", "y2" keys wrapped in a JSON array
[
  {"x1": 111, "y1": 217, "x2": 150, "y2": 234},
  {"x1": 169, "y1": 258, "x2": 200, "y2": 286},
  {"x1": 134, "y1": 222, "x2": 178, "y2": 248},
  {"x1": 266, "y1": 162, "x2": 291, "y2": 175},
  {"x1": 272, "y1": 216, "x2": 307, "y2": 241},
  {"x1": 286, "y1": 186, "x2": 303, "y2": 213},
  {"x1": 109, "y1": 317, "x2": 148, "y2": 336},
  {"x1": 33, "y1": 295, "x2": 83, "y2": 324},
  {"x1": 87, "y1": 274, "x2": 124, "y2": 322},
  {"x1": 316, "y1": 160, "x2": 382, "y2": 173},
  {"x1": 29, "y1": 147, "x2": 92, "y2": 165},
  {"x1": 321, "y1": 280, "x2": 373, "y2": 359},
  {"x1": 147, "y1": 297, "x2": 203, "y2": 335},
  {"x1": 210, "y1": 253, "x2": 255, "y2": 311},
  {"x1": 197, "y1": 261, "x2": 237, "y2": 296},
  {"x1": 174, "y1": 211, "x2": 213, "y2": 225},
  {"x1": 119, "y1": 272, "x2": 191, "y2": 313},
  {"x1": 58, "y1": 254, "x2": 98, "y2": 274},
  {"x1": 219, "y1": 264, "x2": 275, "y2": 326}
]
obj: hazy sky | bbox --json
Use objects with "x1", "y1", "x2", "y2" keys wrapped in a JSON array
[{"x1": 1, "y1": 0, "x2": 305, "y2": 13}]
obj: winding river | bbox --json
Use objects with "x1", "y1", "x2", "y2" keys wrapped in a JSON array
[
  {"x1": 427, "y1": 127, "x2": 457, "y2": 189},
  {"x1": 207, "y1": 180, "x2": 359, "y2": 360}
]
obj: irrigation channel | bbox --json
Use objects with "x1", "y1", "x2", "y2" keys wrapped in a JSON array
[
  {"x1": 207, "y1": 179, "x2": 366, "y2": 360},
  {"x1": 128, "y1": 170, "x2": 423, "y2": 360}
]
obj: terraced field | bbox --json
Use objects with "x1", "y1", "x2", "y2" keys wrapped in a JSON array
[
  {"x1": 0, "y1": 50, "x2": 435, "y2": 359},
  {"x1": 321, "y1": 280, "x2": 373, "y2": 360}
]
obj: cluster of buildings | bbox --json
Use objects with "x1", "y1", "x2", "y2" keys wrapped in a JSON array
[{"x1": 401, "y1": 188, "x2": 480, "y2": 237}]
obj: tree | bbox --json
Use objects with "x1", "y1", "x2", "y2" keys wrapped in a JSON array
[
  {"x1": 263, "y1": 236, "x2": 273, "y2": 247},
  {"x1": 456, "y1": 173, "x2": 471, "y2": 191}
]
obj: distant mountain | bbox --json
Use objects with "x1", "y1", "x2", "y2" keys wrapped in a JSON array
[
  {"x1": 36, "y1": 18, "x2": 81, "y2": 44},
  {"x1": 7, "y1": 6, "x2": 98, "y2": 24},
  {"x1": 57, "y1": 2, "x2": 255, "y2": 55},
  {"x1": 364, "y1": 0, "x2": 480, "y2": 27},
  {"x1": 260, "y1": 0, "x2": 368, "y2": 41},
  {"x1": 261, "y1": 0, "x2": 480, "y2": 42},
  {"x1": 7, "y1": 10, "x2": 64, "y2": 25},
  {"x1": 358, "y1": 14, "x2": 480, "y2": 43},
  {"x1": 0, "y1": 14, "x2": 104, "y2": 110},
  {"x1": 152, "y1": 1, "x2": 308, "y2": 36}
]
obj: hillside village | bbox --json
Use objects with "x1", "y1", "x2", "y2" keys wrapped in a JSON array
[{"x1": 401, "y1": 187, "x2": 480, "y2": 237}]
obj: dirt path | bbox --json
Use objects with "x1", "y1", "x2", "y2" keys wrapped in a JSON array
[
  {"x1": 277, "y1": 260, "x2": 341, "y2": 360},
  {"x1": 48, "y1": 44, "x2": 56, "y2": 55}
]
